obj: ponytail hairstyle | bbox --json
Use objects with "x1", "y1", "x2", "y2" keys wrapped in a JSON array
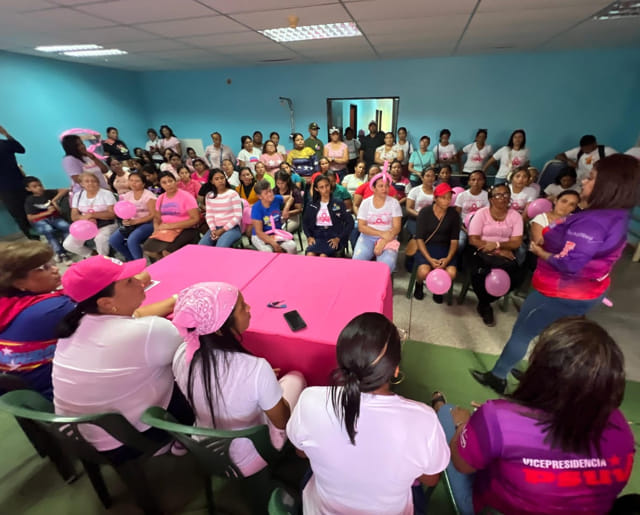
[
  {"x1": 56, "y1": 283, "x2": 116, "y2": 338},
  {"x1": 330, "y1": 313, "x2": 402, "y2": 445},
  {"x1": 186, "y1": 312, "x2": 249, "y2": 427}
]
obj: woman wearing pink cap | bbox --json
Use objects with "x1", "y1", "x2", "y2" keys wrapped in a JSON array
[
  {"x1": 172, "y1": 282, "x2": 306, "y2": 477},
  {"x1": 53, "y1": 256, "x2": 193, "y2": 462}
]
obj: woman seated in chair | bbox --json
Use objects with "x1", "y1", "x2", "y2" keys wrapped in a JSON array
[
  {"x1": 530, "y1": 189, "x2": 580, "y2": 245},
  {"x1": 508, "y1": 166, "x2": 537, "y2": 216},
  {"x1": 0, "y1": 241, "x2": 75, "y2": 400},
  {"x1": 199, "y1": 169, "x2": 242, "y2": 248},
  {"x1": 251, "y1": 180, "x2": 297, "y2": 254},
  {"x1": 287, "y1": 313, "x2": 450, "y2": 514},
  {"x1": 172, "y1": 282, "x2": 306, "y2": 476},
  {"x1": 53, "y1": 256, "x2": 192, "y2": 462},
  {"x1": 352, "y1": 171, "x2": 403, "y2": 272},
  {"x1": 143, "y1": 172, "x2": 200, "y2": 261},
  {"x1": 454, "y1": 170, "x2": 489, "y2": 253},
  {"x1": 303, "y1": 175, "x2": 353, "y2": 257},
  {"x1": 467, "y1": 183, "x2": 523, "y2": 327},
  {"x1": 236, "y1": 166, "x2": 259, "y2": 205},
  {"x1": 412, "y1": 184, "x2": 461, "y2": 303},
  {"x1": 273, "y1": 171, "x2": 303, "y2": 233},
  {"x1": 433, "y1": 317, "x2": 634, "y2": 515}
]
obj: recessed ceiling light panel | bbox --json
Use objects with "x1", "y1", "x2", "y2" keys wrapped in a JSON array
[
  {"x1": 260, "y1": 22, "x2": 362, "y2": 42},
  {"x1": 63, "y1": 49, "x2": 128, "y2": 57},
  {"x1": 35, "y1": 44, "x2": 103, "y2": 52},
  {"x1": 595, "y1": 1, "x2": 640, "y2": 20}
]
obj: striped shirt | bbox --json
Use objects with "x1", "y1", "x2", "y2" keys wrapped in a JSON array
[{"x1": 205, "y1": 189, "x2": 242, "y2": 231}]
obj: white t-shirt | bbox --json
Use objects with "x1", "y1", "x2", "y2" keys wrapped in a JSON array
[
  {"x1": 287, "y1": 387, "x2": 450, "y2": 515},
  {"x1": 71, "y1": 188, "x2": 116, "y2": 214},
  {"x1": 62, "y1": 155, "x2": 109, "y2": 194},
  {"x1": 543, "y1": 183, "x2": 580, "y2": 198},
  {"x1": 375, "y1": 144, "x2": 402, "y2": 163},
  {"x1": 625, "y1": 146, "x2": 640, "y2": 160},
  {"x1": 342, "y1": 174, "x2": 366, "y2": 196},
  {"x1": 173, "y1": 344, "x2": 283, "y2": 475},
  {"x1": 396, "y1": 140, "x2": 413, "y2": 165},
  {"x1": 454, "y1": 189, "x2": 489, "y2": 221},
  {"x1": 434, "y1": 143, "x2": 457, "y2": 161},
  {"x1": 531, "y1": 212, "x2": 550, "y2": 229},
  {"x1": 237, "y1": 148, "x2": 262, "y2": 173},
  {"x1": 462, "y1": 142, "x2": 493, "y2": 173},
  {"x1": 564, "y1": 146, "x2": 617, "y2": 179},
  {"x1": 316, "y1": 202, "x2": 332, "y2": 227},
  {"x1": 509, "y1": 185, "x2": 537, "y2": 213},
  {"x1": 407, "y1": 186, "x2": 434, "y2": 213},
  {"x1": 345, "y1": 138, "x2": 361, "y2": 160},
  {"x1": 357, "y1": 196, "x2": 402, "y2": 231},
  {"x1": 225, "y1": 170, "x2": 240, "y2": 188},
  {"x1": 53, "y1": 315, "x2": 182, "y2": 451},
  {"x1": 145, "y1": 139, "x2": 163, "y2": 161},
  {"x1": 492, "y1": 146, "x2": 530, "y2": 179},
  {"x1": 276, "y1": 144, "x2": 287, "y2": 156}
]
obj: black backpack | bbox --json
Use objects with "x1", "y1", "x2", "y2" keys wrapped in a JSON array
[{"x1": 577, "y1": 144, "x2": 605, "y2": 162}]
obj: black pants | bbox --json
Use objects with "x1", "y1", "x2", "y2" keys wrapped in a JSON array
[
  {"x1": 0, "y1": 188, "x2": 30, "y2": 236},
  {"x1": 469, "y1": 247, "x2": 522, "y2": 306}
]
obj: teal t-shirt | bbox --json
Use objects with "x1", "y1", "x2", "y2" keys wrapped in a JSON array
[
  {"x1": 409, "y1": 150, "x2": 435, "y2": 172},
  {"x1": 332, "y1": 184, "x2": 352, "y2": 202}
]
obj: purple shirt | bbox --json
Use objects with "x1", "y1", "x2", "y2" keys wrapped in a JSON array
[{"x1": 458, "y1": 399, "x2": 634, "y2": 514}]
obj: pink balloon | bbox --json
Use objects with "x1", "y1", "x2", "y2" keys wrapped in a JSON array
[
  {"x1": 114, "y1": 201, "x2": 137, "y2": 219},
  {"x1": 450, "y1": 192, "x2": 458, "y2": 206},
  {"x1": 69, "y1": 220, "x2": 98, "y2": 240},
  {"x1": 485, "y1": 268, "x2": 511, "y2": 297},
  {"x1": 240, "y1": 199, "x2": 252, "y2": 232},
  {"x1": 452, "y1": 187, "x2": 465, "y2": 195},
  {"x1": 526, "y1": 198, "x2": 552, "y2": 219},
  {"x1": 425, "y1": 268, "x2": 452, "y2": 295}
]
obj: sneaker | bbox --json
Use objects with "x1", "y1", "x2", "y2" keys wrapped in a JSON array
[
  {"x1": 432, "y1": 294, "x2": 443, "y2": 304},
  {"x1": 470, "y1": 370, "x2": 507, "y2": 395},
  {"x1": 413, "y1": 282, "x2": 425, "y2": 300},
  {"x1": 476, "y1": 303, "x2": 495, "y2": 327}
]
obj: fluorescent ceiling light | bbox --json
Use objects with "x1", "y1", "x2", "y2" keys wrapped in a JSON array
[
  {"x1": 595, "y1": 1, "x2": 640, "y2": 20},
  {"x1": 63, "y1": 49, "x2": 128, "y2": 57},
  {"x1": 260, "y1": 22, "x2": 361, "y2": 42},
  {"x1": 35, "y1": 44, "x2": 102, "y2": 52}
]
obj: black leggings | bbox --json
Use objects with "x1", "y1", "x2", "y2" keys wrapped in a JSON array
[{"x1": 469, "y1": 247, "x2": 523, "y2": 306}]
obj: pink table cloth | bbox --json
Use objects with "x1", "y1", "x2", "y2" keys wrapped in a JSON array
[
  {"x1": 241, "y1": 254, "x2": 393, "y2": 386},
  {"x1": 143, "y1": 245, "x2": 277, "y2": 305}
]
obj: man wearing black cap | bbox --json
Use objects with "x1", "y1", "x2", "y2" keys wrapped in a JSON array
[
  {"x1": 0, "y1": 125, "x2": 30, "y2": 236},
  {"x1": 305, "y1": 122, "x2": 324, "y2": 160},
  {"x1": 360, "y1": 121, "x2": 385, "y2": 168}
]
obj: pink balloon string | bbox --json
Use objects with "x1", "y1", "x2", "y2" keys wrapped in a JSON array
[
  {"x1": 265, "y1": 215, "x2": 293, "y2": 240},
  {"x1": 369, "y1": 160, "x2": 392, "y2": 189}
]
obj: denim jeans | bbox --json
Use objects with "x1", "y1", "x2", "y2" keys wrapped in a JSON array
[
  {"x1": 436, "y1": 404, "x2": 475, "y2": 515},
  {"x1": 109, "y1": 222, "x2": 154, "y2": 261},
  {"x1": 31, "y1": 217, "x2": 70, "y2": 255},
  {"x1": 491, "y1": 290, "x2": 605, "y2": 378},
  {"x1": 199, "y1": 225, "x2": 242, "y2": 248},
  {"x1": 352, "y1": 234, "x2": 398, "y2": 272}
]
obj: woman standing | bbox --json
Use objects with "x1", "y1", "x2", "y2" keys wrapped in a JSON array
[
  {"x1": 344, "y1": 127, "x2": 361, "y2": 173},
  {"x1": 483, "y1": 130, "x2": 529, "y2": 185},
  {"x1": 0, "y1": 241, "x2": 75, "y2": 399},
  {"x1": 63, "y1": 173, "x2": 117, "y2": 258},
  {"x1": 287, "y1": 313, "x2": 450, "y2": 515},
  {"x1": 145, "y1": 128, "x2": 163, "y2": 163},
  {"x1": 142, "y1": 172, "x2": 200, "y2": 261},
  {"x1": 259, "y1": 140, "x2": 284, "y2": 177},
  {"x1": 413, "y1": 184, "x2": 461, "y2": 303},
  {"x1": 341, "y1": 160, "x2": 367, "y2": 196},
  {"x1": 157, "y1": 125, "x2": 181, "y2": 156},
  {"x1": 396, "y1": 127, "x2": 413, "y2": 174},
  {"x1": 352, "y1": 173, "x2": 403, "y2": 272},
  {"x1": 287, "y1": 132, "x2": 318, "y2": 178},
  {"x1": 408, "y1": 136, "x2": 436, "y2": 184},
  {"x1": 467, "y1": 184, "x2": 523, "y2": 327},
  {"x1": 172, "y1": 282, "x2": 306, "y2": 477},
  {"x1": 237, "y1": 135, "x2": 261, "y2": 174},
  {"x1": 61, "y1": 134, "x2": 110, "y2": 195},
  {"x1": 109, "y1": 172, "x2": 157, "y2": 261},
  {"x1": 433, "y1": 129, "x2": 459, "y2": 171},
  {"x1": 472, "y1": 155, "x2": 640, "y2": 394},
  {"x1": 199, "y1": 169, "x2": 242, "y2": 248},
  {"x1": 459, "y1": 129, "x2": 492, "y2": 177},
  {"x1": 375, "y1": 132, "x2": 404, "y2": 165},
  {"x1": 324, "y1": 127, "x2": 349, "y2": 180},
  {"x1": 303, "y1": 175, "x2": 353, "y2": 257}
]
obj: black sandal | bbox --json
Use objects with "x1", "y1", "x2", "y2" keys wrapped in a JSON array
[{"x1": 431, "y1": 391, "x2": 447, "y2": 409}]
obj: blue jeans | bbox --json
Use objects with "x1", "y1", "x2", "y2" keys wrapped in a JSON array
[
  {"x1": 109, "y1": 222, "x2": 154, "y2": 261},
  {"x1": 31, "y1": 217, "x2": 70, "y2": 255},
  {"x1": 352, "y1": 234, "x2": 398, "y2": 272},
  {"x1": 199, "y1": 225, "x2": 242, "y2": 248},
  {"x1": 436, "y1": 404, "x2": 475, "y2": 515},
  {"x1": 491, "y1": 290, "x2": 605, "y2": 378}
]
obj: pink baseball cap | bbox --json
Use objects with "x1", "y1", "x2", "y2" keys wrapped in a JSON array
[
  {"x1": 434, "y1": 183, "x2": 453, "y2": 197},
  {"x1": 62, "y1": 256, "x2": 147, "y2": 302}
]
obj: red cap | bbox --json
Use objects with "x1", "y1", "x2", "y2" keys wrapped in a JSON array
[
  {"x1": 62, "y1": 256, "x2": 147, "y2": 303},
  {"x1": 434, "y1": 183, "x2": 453, "y2": 197}
]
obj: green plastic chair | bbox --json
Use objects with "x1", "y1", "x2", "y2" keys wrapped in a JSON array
[
  {"x1": 268, "y1": 487, "x2": 299, "y2": 514},
  {"x1": 141, "y1": 406, "x2": 282, "y2": 515},
  {"x1": 0, "y1": 389, "x2": 169, "y2": 514}
]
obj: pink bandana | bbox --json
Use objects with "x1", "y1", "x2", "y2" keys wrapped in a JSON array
[{"x1": 172, "y1": 282, "x2": 239, "y2": 364}]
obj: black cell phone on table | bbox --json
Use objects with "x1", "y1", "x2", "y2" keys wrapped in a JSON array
[{"x1": 283, "y1": 310, "x2": 307, "y2": 332}]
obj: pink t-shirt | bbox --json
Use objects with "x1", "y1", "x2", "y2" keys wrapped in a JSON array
[
  {"x1": 191, "y1": 170, "x2": 210, "y2": 185},
  {"x1": 177, "y1": 179, "x2": 200, "y2": 199},
  {"x1": 121, "y1": 189, "x2": 157, "y2": 219},
  {"x1": 156, "y1": 189, "x2": 198, "y2": 224},
  {"x1": 458, "y1": 399, "x2": 634, "y2": 514},
  {"x1": 259, "y1": 153, "x2": 284, "y2": 175},
  {"x1": 468, "y1": 206, "x2": 523, "y2": 242},
  {"x1": 325, "y1": 142, "x2": 347, "y2": 171}
]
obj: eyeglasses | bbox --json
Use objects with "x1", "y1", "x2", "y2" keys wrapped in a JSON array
[
  {"x1": 32, "y1": 260, "x2": 56, "y2": 272},
  {"x1": 491, "y1": 193, "x2": 510, "y2": 199}
]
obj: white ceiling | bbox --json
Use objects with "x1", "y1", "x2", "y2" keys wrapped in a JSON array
[{"x1": 0, "y1": 0, "x2": 638, "y2": 71}]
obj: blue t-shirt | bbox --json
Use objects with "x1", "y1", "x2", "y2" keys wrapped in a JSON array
[{"x1": 251, "y1": 194, "x2": 284, "y2": 235}]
